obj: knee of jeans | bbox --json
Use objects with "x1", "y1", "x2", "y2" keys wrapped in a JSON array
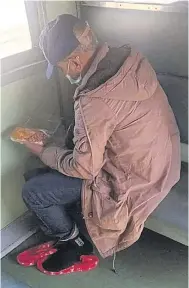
[{"x1": 22, "y1": 180, "x2": 37, "y2": 206}]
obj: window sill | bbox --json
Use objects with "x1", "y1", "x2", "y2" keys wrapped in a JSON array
[
  {"x1": 1, "y1": 47, "x2": 44, "y2": 74},
  {"x1": 1, "y1": 59, "x2": 46, "y2": 87},
  {"x1": 1, "y1": 47, "x2": 47, "y2": 86}
]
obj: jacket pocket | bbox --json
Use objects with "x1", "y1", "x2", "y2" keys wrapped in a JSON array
[{"x1": 91, "y1": 180, "x2": 128, "y2": 232}]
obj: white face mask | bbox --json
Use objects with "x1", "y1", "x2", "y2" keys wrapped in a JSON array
[
  {"x1": 66, "y1": 58, "x2": 82, "y2": 85},
  {"x1": 66, "y1": 74, "x2": 82, "y2": 85}
]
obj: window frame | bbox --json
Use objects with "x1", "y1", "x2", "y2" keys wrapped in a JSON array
[
  {"x1": 80, "y1": 1, "x2": 188, "y2": 13},
  {"x1": 1, "y1": 1, "x2": 46, "y2": 85}
]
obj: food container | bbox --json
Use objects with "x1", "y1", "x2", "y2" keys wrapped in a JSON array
[{"x1": 10, "y1": 116, "x2": 65, "y2": 147}]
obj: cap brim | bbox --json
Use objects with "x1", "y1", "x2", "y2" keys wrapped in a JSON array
[{"x1": 46, "y1": 62, "x2": 54, "y2": 79}]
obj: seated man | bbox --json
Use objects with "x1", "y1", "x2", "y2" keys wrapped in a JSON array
[{"x1": 22, "y1": 14, "x2": 180, "y2": 273}]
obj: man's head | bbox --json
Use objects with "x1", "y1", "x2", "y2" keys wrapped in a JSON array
[{"x1": 39, "y1": 14, "x2": 98, "y2": 84}]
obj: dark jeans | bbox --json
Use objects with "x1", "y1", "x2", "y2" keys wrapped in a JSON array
[{"x1": 22, "y1": 169, "x2": 83, "y2": 239}]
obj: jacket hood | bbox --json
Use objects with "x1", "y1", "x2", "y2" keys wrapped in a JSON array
[{"x1": 83, "y1": 45, "x2": 158, "y2": 102}]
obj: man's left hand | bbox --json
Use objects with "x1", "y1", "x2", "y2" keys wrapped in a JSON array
[{"x1": 24, "y1": 141, "x2": 44, "y2": 156}]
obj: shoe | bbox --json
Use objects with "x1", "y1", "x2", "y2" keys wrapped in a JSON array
[
  {"x1": 36, "y1": 233, "x2": 98, "y2": 275},
  {"x1": 37, "y1": 254, "x2": 99, "y2": 276},
  {"x1": 17, "y1": 241, "x2": 57, "y2": 267}
]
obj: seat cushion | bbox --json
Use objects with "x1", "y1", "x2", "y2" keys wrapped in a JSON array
[{"x1": 146, "y1": 163, "x2": 188, "y2": 245}]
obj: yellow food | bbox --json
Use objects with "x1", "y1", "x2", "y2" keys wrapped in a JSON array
[{"x1": 10, "y1": 127, "x2": 48, "y2": 145}]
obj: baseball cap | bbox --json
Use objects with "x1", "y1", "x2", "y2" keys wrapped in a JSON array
[{"x1": 39, "y1": 14, "x2": 85, "y2": 79}]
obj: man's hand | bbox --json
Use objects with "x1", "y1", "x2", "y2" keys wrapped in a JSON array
[{"x1": 24, "y1": 141, "x2": 44, "y2": 156}]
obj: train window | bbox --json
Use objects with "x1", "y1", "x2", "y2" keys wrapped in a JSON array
[
  {"x1": 0, "y1": 0, "x2": 32, "y2": 59},
  {"x1": 110, "y1": 0, "x2": 185, "y2": 2},
  {"x1": 1, "y1": 1, "x2": 44, "y2": 85},
  {"x1": 81, "y1": 1, "x2": 187, "y2": 12}
]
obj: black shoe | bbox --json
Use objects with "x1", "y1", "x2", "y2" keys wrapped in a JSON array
[{"x1": 42, "y1": 233, "x2": 93, "y2": 272}]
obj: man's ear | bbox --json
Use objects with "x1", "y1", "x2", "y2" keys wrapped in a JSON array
[{"x1": 70, "y1": 56, "x2": 82, "y2": 72}]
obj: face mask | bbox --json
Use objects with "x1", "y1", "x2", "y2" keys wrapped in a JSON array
[
  {"x1": 66, "y1": 58, "x2": 82, "y2": 85},
  {"x1": 66, "y1": 74, "x2": 82, "y2": 85}
]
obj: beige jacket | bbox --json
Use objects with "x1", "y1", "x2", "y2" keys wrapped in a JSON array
[{"x1": 41, "y1": 44, "x2": 180, "y2": 258}]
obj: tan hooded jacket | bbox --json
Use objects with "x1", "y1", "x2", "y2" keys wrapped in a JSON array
[{"x1": 41, "y1": 43, "x2": 180, "y2": 258}]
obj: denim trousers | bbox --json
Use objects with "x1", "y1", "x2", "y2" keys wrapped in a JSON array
[{"x1": 22, "y1": 169, "x2": 83, "y2": 239}]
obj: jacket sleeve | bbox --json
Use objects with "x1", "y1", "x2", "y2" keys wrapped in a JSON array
[
  {"x1": 64, "y1": 119, "x2": 75, "y2": 150},
  {"x1": 40, "y1": 97, "x2": 116, "y2": 179}
]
